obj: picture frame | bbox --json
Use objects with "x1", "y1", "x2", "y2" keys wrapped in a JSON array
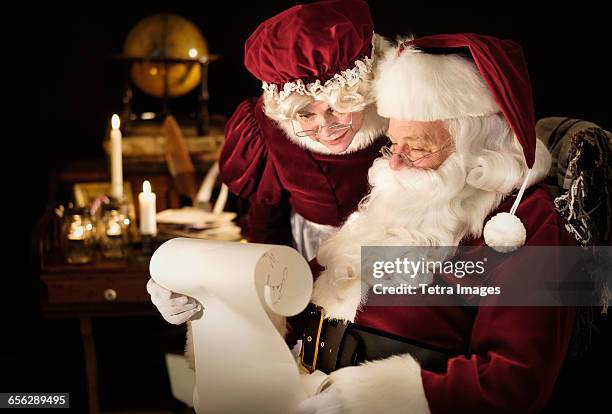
[{"x1": 73, "y1": 182, "x2": 137, "y2": 222}]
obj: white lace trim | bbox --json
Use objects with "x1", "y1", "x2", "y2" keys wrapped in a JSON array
[{"x1": 262, "y1": 35, "x2": 377, "y2": 103}]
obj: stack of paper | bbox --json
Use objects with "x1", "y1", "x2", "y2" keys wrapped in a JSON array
[{"x1": 156, "y1": 207, "x2": 242, "y2": 240}]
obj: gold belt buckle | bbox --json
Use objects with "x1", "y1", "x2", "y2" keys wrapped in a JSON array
[{"x1": 299, "y1": 305, "x2": 325, "y2": 374}]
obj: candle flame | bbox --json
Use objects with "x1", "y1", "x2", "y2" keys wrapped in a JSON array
[
  {"x1": 107, "y1": 221, "x2": 122, "y2": 236},
  {"x1": 70, "y1": 225, "x2": 84, "y2": 239},
  {"x1": 111, "y1": 114, "x2": 120, "y2": 129},
  {"x1": 143, "y1": 180, "x2": 151, "y2": 193}
]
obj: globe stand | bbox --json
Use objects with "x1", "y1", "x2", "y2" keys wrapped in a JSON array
[{"x1": 117, "y1": 55, "x2": 220, "y2": 137}]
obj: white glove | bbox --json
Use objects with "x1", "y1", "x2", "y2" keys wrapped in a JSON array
[
  {"x1": 146, "y1": 278, "x2": 202, "y2": 324},
  {"x1": 292, "y1": 389, "x2": 344, "y2": 414}
]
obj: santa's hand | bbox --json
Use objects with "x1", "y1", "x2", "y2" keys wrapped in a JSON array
[
  {"x1": 146, "y1": 278, "x2": 203, "y2": 324},
  {"x1": 292, "y1": 390, "x2": 344, "y2": 414}
]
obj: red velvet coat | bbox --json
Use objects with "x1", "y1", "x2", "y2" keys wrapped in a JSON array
[
  {"x1": 307, "y1": 185, "x2": 577, "y2": 414},
  {"x1": 219, "y1": 97, "x2": 387, "y2": 245}
]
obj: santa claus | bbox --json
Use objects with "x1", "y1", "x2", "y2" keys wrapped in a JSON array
[{"x1": 294, "y1": 34, "x2": 577, "y2": 414}]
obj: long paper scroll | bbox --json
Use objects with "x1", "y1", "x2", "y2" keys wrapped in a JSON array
[{"x1": 150, "y1": 238, "x2": 312, "y2": 413}]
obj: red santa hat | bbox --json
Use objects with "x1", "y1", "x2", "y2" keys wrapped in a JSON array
[
  {"x1": 376, "y1": 33, "x2": 538, "y2": 252},
  {"x1": 244, "y1": 0, "x2": 375, "y2": 103}
]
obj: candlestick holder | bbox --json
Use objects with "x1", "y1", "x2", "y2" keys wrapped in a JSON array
[
  {"x1": 98, "y1": 198, "x2": 131, "y2": 259},
  {"x1": 61, "y1": 206, "x2": 95, "y2": 264},
  {"x1": 141, "y1": 234, "x2": 156, "y2": 257}
]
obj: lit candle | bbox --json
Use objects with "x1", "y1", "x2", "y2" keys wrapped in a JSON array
[
  {"x1": 106, "y1": 220, "x2": 122, "y2": 236},
  {"x1": 139, "y1": 180, "x2": 157, "y2": 236},
  {"x1": 110, "y1": 114, "x2": 123, "y2": 199},
  {"x1": 68, "y1": 221, "x2": 85, "y2": 240},
  {"x1": 65, "y1": 215, "x2": 94, "y2": 264}
]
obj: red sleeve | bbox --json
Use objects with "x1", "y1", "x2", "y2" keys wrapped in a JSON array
[
  {"x1": 247, "y1": 200, "x2": 293, "y2": 246},
  {"x1": 422, "y1": 189, "x2": 577, "y2": 414},
  {"x1": 220, "y1": 99, "x2": 292, "y2": 245},
  {"x1": 422, "y1": 307, "x2": 575, "y2": 414},
  {"x1": 220, "y1": 98, "x2": 279, "y2": 202}
]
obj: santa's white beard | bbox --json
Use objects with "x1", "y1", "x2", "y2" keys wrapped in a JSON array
[
  {"x1": 316, "y1": 155, "x2": 503, "y2": 288},
  {"x1": 311, "y1": 115, "x2": 552, "y2": 316}
]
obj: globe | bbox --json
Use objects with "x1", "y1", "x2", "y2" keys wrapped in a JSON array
[{"x1": 123, "y1": 13, "x2": 209, "y2": 98}]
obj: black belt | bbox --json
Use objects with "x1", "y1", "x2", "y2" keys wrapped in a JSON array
[{"x1": 299, "y1": 304, "x2": 455, "y2": 374}]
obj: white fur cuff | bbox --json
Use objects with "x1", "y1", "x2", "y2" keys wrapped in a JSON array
[{"x1": 327, "y1": 353, "x2": 431, "y2": 414}]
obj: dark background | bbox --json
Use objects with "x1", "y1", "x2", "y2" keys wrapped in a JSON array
[
  {"x1": 2, "y1": 0, "x2": 610, "y2": 412},
  {"x1": 17, "y1": 0, "x2": 612, "y2": 223}
]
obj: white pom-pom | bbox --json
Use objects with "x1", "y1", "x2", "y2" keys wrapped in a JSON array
[{"x1": 483, "y1": 212, "x2": 526, "y2": 253}]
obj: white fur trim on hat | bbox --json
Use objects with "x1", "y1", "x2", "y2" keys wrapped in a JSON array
[
  {"x1": 375, "y1": 42, "x2": 499, "y2": 121},
  {"x1": 324, "y1": 352, "x2": 431, "y2": 414}
]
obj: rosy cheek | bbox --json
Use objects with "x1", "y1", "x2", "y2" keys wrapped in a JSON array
[{"x1": 412, "y1": 156, "x2": 443, "y2": 170}]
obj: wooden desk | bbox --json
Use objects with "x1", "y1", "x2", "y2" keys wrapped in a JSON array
[
  {"x1": 33, "y1": 159, "x2": 189, "y2": 414},
  {"x1": 36, "y1": 206, "x2": 161, "y2": 414},
  {"x1": 33, "y1": 157, "x2": 245, "y2": 413}
]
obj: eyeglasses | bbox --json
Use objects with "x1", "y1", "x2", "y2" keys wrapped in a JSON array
[
  {"x1": 292, "y1": 112, "x2": 353, "y2": 138},
  {"x1": 379, "y1": 141, "x2": 454, "y2": 166}
]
